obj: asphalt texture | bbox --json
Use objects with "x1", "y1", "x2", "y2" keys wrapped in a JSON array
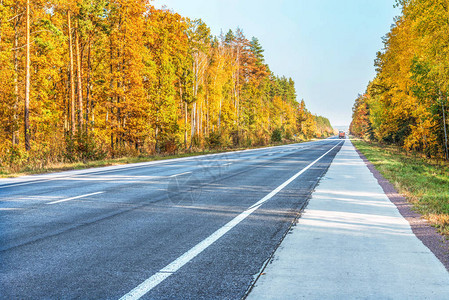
[{"x1": 0, "y1": 138, "x2": 343, "y2": 299}]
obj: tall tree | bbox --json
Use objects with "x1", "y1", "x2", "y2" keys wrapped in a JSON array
[
  {"x1": 67, "y1": 9, "x2": 76, "y2": 135},
  {"x1": 75, "y1": 20, "x2": 83, "y2": 130},
  {"x1": 0, "y1": 2, "x2": 334, "y2": 169},
  {"x1": 24, "y1": 0, "x2": 30, "y2": 151}
]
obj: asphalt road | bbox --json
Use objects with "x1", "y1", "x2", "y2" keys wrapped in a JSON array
[{"x1": 0, "y1": 138, "x2": 343, "y2": 299}]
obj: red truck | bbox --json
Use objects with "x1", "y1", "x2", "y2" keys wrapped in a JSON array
[{"x1": 338, "y1": 131, "x2": 345, "y2": 139}]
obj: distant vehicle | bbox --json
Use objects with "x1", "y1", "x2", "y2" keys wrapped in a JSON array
[{"x1": 338, "y1": 131, "x2": 345, "y2": 139}]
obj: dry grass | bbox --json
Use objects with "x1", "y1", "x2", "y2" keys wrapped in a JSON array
[
  {"x1": 0, "y1": 151, "x2": 227, "y2": 178},
  {"x1": 0, "y1": 138, "x2": 320, "y2": 178}
]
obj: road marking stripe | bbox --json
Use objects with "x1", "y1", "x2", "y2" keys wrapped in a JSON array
[
  {"x1": 169, "y1": 172, "x2": 192, "y2": 178},
  {"x1": 46, "y1": 191, "x2": 104, "y2": 205},
  {"x1": 0, "y1": 179, "x2": 54, "y2": 189},
  {"x1": 0, "y1": 140, "x2": 333, "y2": 190},
  {"x1": 119, "y1": 141, "x2": 342, "y2": 300},
  {"x1": 0, "y1": 165, "x2": 175, "y2": 189}
]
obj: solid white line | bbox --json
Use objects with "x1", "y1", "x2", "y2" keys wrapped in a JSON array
[
  {"x1": 119, "y1": 141, "x2": 343, "y2": 300},
  {"x1": 169, "y1": 171, "x2": 192, "y2": 178},
  {"x1": 46, "y1": 191, "x2": 104, "y2": 205}
]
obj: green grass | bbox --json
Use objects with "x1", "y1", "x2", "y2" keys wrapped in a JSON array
[{"x1": 352, "y1": 138, "x2": 449, "y2": 235}]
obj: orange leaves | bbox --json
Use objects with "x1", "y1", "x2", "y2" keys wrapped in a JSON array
[{"x1": 0, "y1": 1, "x2": 334, "y2": 166}]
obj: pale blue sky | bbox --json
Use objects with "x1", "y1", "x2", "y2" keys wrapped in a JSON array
[{"x1": 153, "y1": 0, "x2": 399, "y2": 127}]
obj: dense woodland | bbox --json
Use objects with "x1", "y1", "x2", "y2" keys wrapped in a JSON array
[
  {"x1": 350, "y1": 0, "x2": 449, "y2": 160},
  {"x1": 0, "y1": 1, "x2": 333, "y2": 170}
]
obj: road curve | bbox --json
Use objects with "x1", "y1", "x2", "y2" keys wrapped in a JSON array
[{"x1": 0, "y1": 138, "x2": 342, "y2": 299}]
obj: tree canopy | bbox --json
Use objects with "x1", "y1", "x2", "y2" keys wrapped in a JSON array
[
  {"x1": 0, "y1": 2, "x2": 334, "y2": 170},
  {"x1": 350, "y1": 0, "x2": 449, "y2": 159}
]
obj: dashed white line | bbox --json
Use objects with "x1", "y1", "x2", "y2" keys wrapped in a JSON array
[
  {"x1": 46, "y1": 191, "x2": 104, "y2": 205},
  {"x1": 0, "y1": 140, "x2": 334, "y2": 190},
  {"x1": 169, "y1": 172, "x2": 192, "y2": 178},
  {"x1": 0, "y1": 179, "x2": 54, "y2": 189},
  {"x1": 119, "y1": 141, "x2": 343, "y2": 300}
]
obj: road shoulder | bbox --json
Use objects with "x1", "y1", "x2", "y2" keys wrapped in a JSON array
[
  {"x1": 247, "y1": 139, "x2": 449, "y2": 299},
  {"x1": 354, "y1": 144, "x2": 449, "y2": 272}
]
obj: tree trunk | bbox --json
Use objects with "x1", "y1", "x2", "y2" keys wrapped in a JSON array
[
  {"x1": 235, "y1": 46, "x2": 240, "y2": 125},
  {"x1": 117, "y1": 46, "x2": 122, "y2": 146},
  {"x1": 443, "y1": 95, "x2": 449, "y2": 160},
  {"x1": 24, "y1": 0, "x2": 30, "y2": 151},
  {"x1": 75, "y1": 22, "x2": 83, "y2": 131},
  {"x1": 67, "y1": 10, "x2": 76, "y2": 135},
  {"x1": 179, "y1": 80, "x2": 187, "y2": 149},
  {"x1": 155, "y1": 126, "x2": 159, "y2": 153},
  {"x1": 190, "y1": 102, "x2": 196, "y2": 148},
  {"x1": 86, "y1": 37, "x2": 92, "y2": 131},
  {"x1": 218, "y1": 97, "x2": 222, "y2": 130},
  {"x1": 184, "y1": 102, "x2": 188, "y2": 149},
  {"x1": 109, "y1": 40, "x2": 114, "y2": 151},
  {"x1": 206, "y1": 92, "x2": 209, "y2": 135},
  {"x1": 197, "y1": 102, "x2": 201, "y2": 136},
  {"x1": 64, "y1": 66, "x2": 69, "y2": 133},
  {"x1": 13, "y1": 10, "x2": 20, "y2": 146}
]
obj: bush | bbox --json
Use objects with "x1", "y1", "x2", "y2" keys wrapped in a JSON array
[
  {"x1": 64, "y1": 133, "x2": 106, "y2": 162},
  {"x1": 231, "y1": 130, "x2": 241, "y2": 147},
  {"x1": 271, "y1": 128, "x2": 282, "y2": 143},
  {"x1": 206, "y1": 131, "x2": 222, "y2": 149},
  {"x1": 160, "y1": 137, "x2": 179, "y2": 155},
  {"x1": 284, "y1": 128, "x2": 293, "y2": 140}
]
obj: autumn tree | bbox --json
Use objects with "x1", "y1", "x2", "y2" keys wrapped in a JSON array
[
  {"x1": 0, "y1": 2, "x2": 334, "y2": 170},
  {"x1": 351, "y1": 0, "x2": 449, "y2": 159}
]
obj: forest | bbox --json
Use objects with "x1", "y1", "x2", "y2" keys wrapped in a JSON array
[
  {"x1": 350, "y1": 0, "x2": 449, "y2": 160},
  {"x1": 0, "y1": 1, "x2": 333, "y2": 171}
]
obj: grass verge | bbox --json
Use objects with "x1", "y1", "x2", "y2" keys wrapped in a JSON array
[
  {"x1": 0, "y1": 139, "x2": 320, "y2": 178},
  {"x1": 0, "y1": 149, "x2": 239, "y2": 178},
  {"x1": 0, "y1": 151, "x2": 219, "y2": 178},
  {"x1": 351, "y1": 138, "x2": 449, "y2": 235}
]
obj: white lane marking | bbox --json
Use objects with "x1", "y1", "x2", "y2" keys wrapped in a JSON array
[
  {"x1": 169, "y1": 172, "x2": 192, "y2": 178},
  {"x1": 0, "y1": 139, "x2": 335, "y2": 190},
  {"x1": 1, "y1": 195, "x2": 60, "y2": 202},
  {"x1": 119, "y1": 141, "x2": 342, "y2": 300},
  {"x1": 0, "y1": 180, "x2": 53, "y2": 189},
  {"x1": 0, "y1": 166, "x2": 172, "y2": 189},
  {"x1": 46, "y1": 191, "x2": 104, "y2": 205}
]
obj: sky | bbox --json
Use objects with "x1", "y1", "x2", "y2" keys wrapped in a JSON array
[{"x1": 153, "y1": 0, "x2": 400, "y2": 127}]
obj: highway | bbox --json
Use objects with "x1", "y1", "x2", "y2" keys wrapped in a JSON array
[{"x1": 0, "y1": 138, "x2": 343, "y2": 299}]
